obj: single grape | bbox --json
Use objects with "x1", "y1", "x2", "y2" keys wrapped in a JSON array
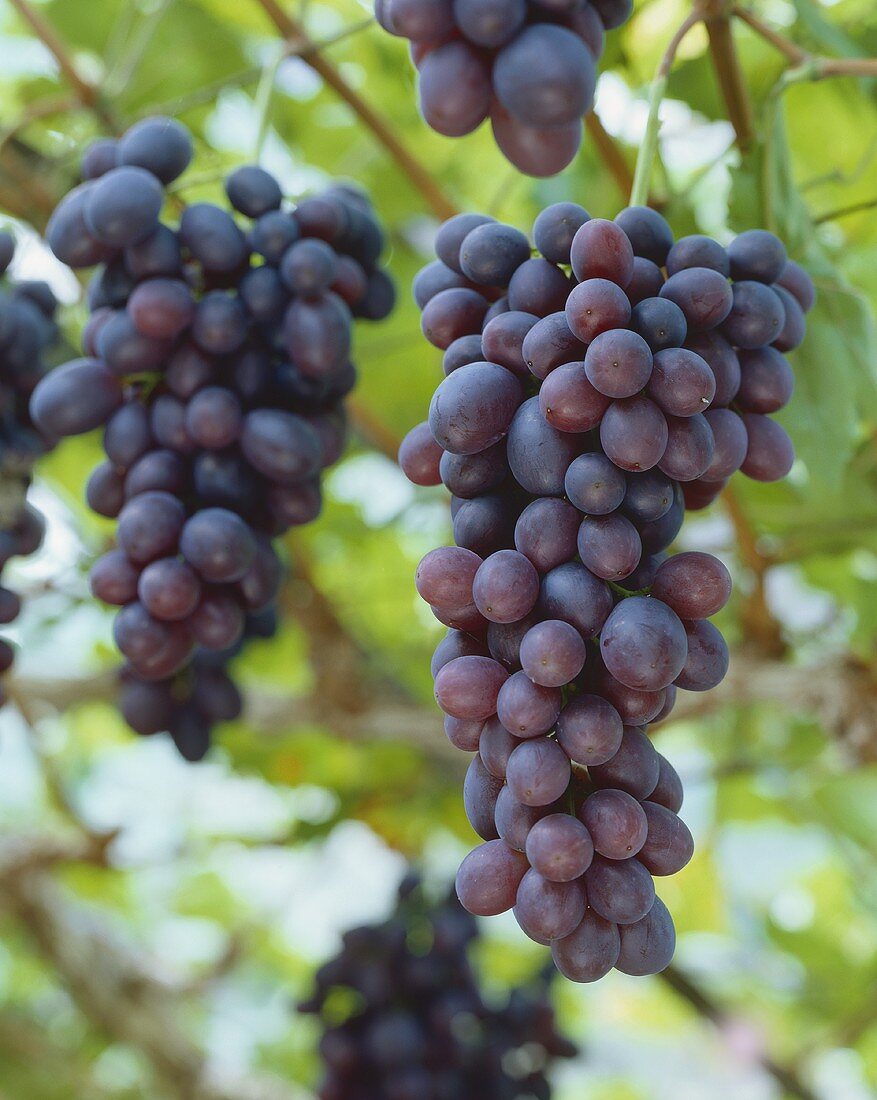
[
  {"x1": 585, "y1": 855, "x2": 655, "y2": 925},
  {"x1": 719, "y1": 280, "x2": 785, "y2": 349},
  {"x1": 463, "y1": 754, "x2": 502, "y2": 840},
  {"x1": 429, "y1": 361, "x2": 522, "y2": 454},
  {"x1": 577, "y1": 513, "x2": 642, "y2": 580},
  {"x1": 615, "y1": 896, "x2": 676, "y2": 975},
  {"x1": 584, "y1": 328, "x2": 653, "y2": 398},
  {"x1": 638, "y1": 801, "x2": 694, "y2": 876},
  {"x1": 580, "y1": 788, "x2": 648, "y2": 860},
  {"x1": 456, "y1": 840, "x2": 529, "y2": 916},
  {"x1": 739, "y1": 413, "x2": 795, "y2": 481},
  {"x1": 506, "y1": 396, "x2": 581, "y2": 496},
  {"x1": 179, "y1": 508, "x2": 257, "y2": 583},
  {"x1": 479, "y1": 715, "x2": 521, "y2": 778},
  {"x1": 506, "y1": 737, "x2": 571, "y2": 806},
  {"x1": 519, "y1": 619, "x2": 586, "y2": 688},
  {"x1": 433, "y1": 655, "x2": 509, "y2": 719},
  {"x1": 514, "y1": 869, "x2": 587, "y2": 942},
  {"x1": 556, "y1": 694, "x2": 623, "y2": 766},
  {"x1": 599, "y1": 394, "x2": 668, "y2": 473},
  {"x1": 419, "y1": 42, "x2": 492, "y2": 137},
  {"x1": 551, "y1": 909, "x2": 620, "y2": 983},
  {"x1": 659, "y1": 267, "x2": 733, "y2": 331},
  {"x1": 675, "y1": 618, "x2": 730, "y2": 692},
  {"x1": 398, "y1": 421, "x2": 443, "y2": 486},
  {"x1": 647, "y1": 348, "x2": 715, "y2": 416},
  {"x1": 614, "y1": 206, "x2": 674, "y2": 266},
  {"x1": 525, "y1": 813, "x2": 594, "y2": 882},
  {"x1": 472, "y1": 549, "x2": 539, "y2": 624},
  {"x1": 650, "y1": 551, "x2": 732, "y2": 619},
  {"x1": 539, "y1": 361, "x2": 611, "y2": 433},
  {"x1": 658, "y1": 413, "x2": 715, "y2": 482},
  {"x1": 493, "y1": 25, "x2": 596, "y2": 128},
  {"x1": 727, "y1": 228, "x2": 787, "y2": 284},
  {"x1": 539, "y1": 561, "x2": 613, "y2": 639},
  {"x1": 666, "y1": 234, "x2": 729, "y2": 277},
  {"x1": 522, "y1": 312, "x2": 586, "y2": 381},
  {"x1": 534, "y1": 202, "x2": 590, "y2": 265},
  {"x1": 566, "y1": 278, "x2": 632, "y2": 343},
  {"x1": 514, "y1": 497, "x2": 580, "y2": 572},
  {"x1": 600, "y1": 596, "x2": 687, "y2": 692}
]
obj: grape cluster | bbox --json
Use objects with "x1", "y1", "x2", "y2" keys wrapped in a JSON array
[
  {"x1": 28, "y1": 116, "x2": 394, "y2": 759},
  {"x1": 299, "y1": 874, "x2": 577, "y2": 1099},
  {"x1": 399, "y1": 204, "x2": 813, "y2": 979},
  {"x1": 375, "y1": 0, "x2": 632, "y2": 175},
  {"x1": 0, "y1": 230, "x2": 59, "y2": 699}
]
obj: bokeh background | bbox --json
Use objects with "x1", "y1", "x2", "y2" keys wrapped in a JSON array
[{"x1": 1, "y1": 0, "x2": 876, "y2": 1097}]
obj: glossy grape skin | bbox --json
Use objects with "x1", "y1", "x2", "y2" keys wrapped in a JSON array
[
  {"x1": 113, "y1": 602, "x2": 195, "y2": 680},
  {"x1": 564, "y1": 453, "x2": 625, "y2": 515},
  {"x1": 614, "y1": 205, "x2": 674, "y2": 266},
  {"x1": 506, "y1": 737, "x2": 571, "y2": 806},
  {"x1": 435, "y1": 213, "x2": 495, "y2": 274},
  {"x1": 472, "y1": 550, "x2": 539, "y2": 624},
  {"x1": 600, "y1": 394, "x2": 668, "y2": 473},
  {"x1": 442, "y1": 332, "x2": 485, "y2": 374},
  {"x1": 648, "y1": 348, "x2": 715, "y2": 417},
  {"x1": 478, "y1": 715, "x2": 520, "y2": 778},
  {"x1": 494, "y1": 785, "x2": 557, "y2": 851},
  {"x1": 566, "y1": 278, "x2": 632, "y2": 343},
  {"x1": 600, "y1": 596, "x2": 687, "y2": 692},
  {"x1": 740, "y1": 413, "x2": 795, "y2": 481},
  {"x1": 522, "y1": 313, "x2": 587, "y2": 381},
  {"x1": 773, "y1": 285, "x2": 806, "y2": 353},
  {"x1": 487, "y1": 614, "x2": 537, "y2": 670},
  {"x1": 179, "y1": 202, "x2": 249, "y2": 273},
  {"x1": 459, "y1": 223, "x2": 530, "y2": 286},
  {"x1": 675, "y1": 618, "x2": 730, "y2": 692},
  {"x1": 463, "y1": 754, "x2": 502, "y2": 840},
  {"x1": 225, "y1": 165, "x2": 283, "y2": 218},
  {"x1": 650, "y1": 754, "x2": 684, "y2": 813},
  {"x1": 570, "y1": 218, "x2": 635, "y2": 286},
  {"x1": 419, "y1": 43, "x2": 492, "y2": 137},
  {"x1": 589, "y1": 726, "x2": 660, "y2": 800},
  {"x1": 86, "y1": 462, "x2": 125, "y2": 518},
  {"x1": 29, "y1": 358, "x2": 122, "y2": 439},
  {"x1": 621, "y1": 470, "x2": 673, "y2": 524},
  {"x1": 116, "y1": 490, "x2": 185, "y2": 565},
  {"x1": 615, "y1": 896, "x2": 676, "y2": 975},
  {"x1": 90, "y1": 549, "x2": 141, "y2": 606},
  {"x1": 497, "y1": 671, "x2": 561, "y2": 738},
  {"x1": 538, "y1": 561, "x2": 613, "y2": 640},
  {"x1": 481, "y1": 311, "x2": 537, "y2": 378},
  {"x1": 513, "y1": 497, "x2": 579, "y2": 573},
  {"x1": 398, "y1": 421, "x2": 443, "y2": 486},
  {"x1": 456, "y1": 840, "x2": 528, "y2": 916},
  {"x1": 777, "y1": 259, "x2": 816, "y2": 312},
  {"x1": 440, "y1": 442, "x2": 507, "y2": 498},
  {"x1": 429, "y1": 361, "x2": 522, "y2": 454},
  {"x1": 138, "y1": 558, "x2": 202, "y2": 621},
  {"x1": 626, "y1": 257, "x2": 664, "y2": 306},
  {"x1": 179, "y1": 508, "x2": 256, "y2": 583},
  {"x1": 585, "y1": 856, "x2": 655, "y2": 925},
  {"x1": 539, "y1": 361, "x2": 610, "y2": 434},
  {"x1": 666, "y1": 234, "x2": 729, "y2": 277},
  {"x1": 519, "y1": 620, "x2": 586, "y2": 688},
  {"x1": 638, "y1": 802, "x2": 695, "y2": 876},
  {"x1": 650, "y1": 551, "x2": 732, "y2": 619},
  {"x1": 190, "y1": 591, "x2": 245, "y2": 651},
  {"x1": 525, "y1": 814, "x2": 594, "y2": 882},
  {"x1": 445, "y1": 714, "x2": 485, "y2": 752},
  {"x1": 433, "y1": 655, "x2": 508, "y2": 719},
  {"x1": 584, "y1": 328, "x2": 653, "y2": 399},
  {"x1": 415, "y1": 546, "x2": 481, "y2": 608},
  {"x1": 701, "y1": 408, "x2": 748, "y2": 481},
  {"x1": 720, "y1": 280, "x2": 786, "y2": 349},
  {"x1": 493, "y1": 25, "x2": 596, "y2": 128},
  {"x1": 659, "y1": 267, "x2": 733, "y2": 331},
  {"x1": 534, "y1": 202, "x2": 590, "y2": 265},
  {"x1": 551, "y1": 909, "x2": 620, "y2": 983},
  {"x1": 577, "y1": 513, "x2": 642, "y2": 580},
  {"x1": 489, "y1": 104, "x2": 583, "y2": 177},
  {"x1": 514, "y1": 869, "x2": 587, "y2": 942},
  {"x1": 453, "y1": 493, "x2": 517, "y2": 557},
  {"x1": 685, "y1": 331, "x2": 740, "y2": 408},
  {"x1": 117, "y1": 115, "x2": 193, "y2": 183},
  {"x1": 507, "y1": 258, "x2": 572, "y2": 317},
  {"x1": 453, "y1": 0, "x2": 525, "y2": 47},
  {"x1": 728, "y1": 228, "x2": 787, "y2": 284},
  {"x1": 580, "y1": 787, "x2": 649, "y2": 860},
  {"x1": 84, "y1": 167, "x2": 164, "y2": 247},
  {"x1": 659, "y1": 414, "x2": 715, "y2": 482},
  {"x1": 736, "y1": 346, "x2": 794, "y2": 413},
  {"x1": 556, "y1": 694, "x2": 623, "y2": 766}
]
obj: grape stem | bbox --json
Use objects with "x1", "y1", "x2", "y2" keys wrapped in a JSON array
[
  {"x1": 813, "y1": 195, "x2": 877, "y2": 225},
  {"x1": 253, "y1": 43, "x2": 286, "y2": 164},
  {"x1": 704, "y1": 2, "x2": 754, "y2": 152},
  {"x1": 732, "y1": 4, "x2": 877, "y2": 77},
  {"x1": 6, "y1": 0, "x2": 119, "y2": 131},
  {"x1": 251, "y1": 0, "x2": 459, "y2": 221},
  {"x1": 629, "y1": 10, "x2": 704, "y2": 208}
]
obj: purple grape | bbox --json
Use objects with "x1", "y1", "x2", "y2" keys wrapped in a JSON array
[
  {"x1": 675, "y1": 618, "x2": 729, "y2": 692},
  {"x1": 566, "y1": 278, "x2": 632, "y2": 343},
  {"x1": 638, "y1": 801, "x2": 694, "y2": 876},
  {"x1": 658, "y1": 414, "x2": 715, "y2": 482},
  {"x1": 84, "y1": 166, "x2": 164, "y2": 247},
  {"x1": 490, "y1": 105, "x2": 582, "y2": 177},
  {"x1": 589, "y1": 726, "x2": 660, "y2": 800},
  {"x1": 494, "y1": 784, "x2": 556, "y2": 851},
  {"x1": 179, "y1": 202, "x2": 248, "y2": 273},
  {"x1": 493, "y1": 25, "x2": 596, "y2": 128},
  {"x1": 90, "y1": 549, "x2": 141, "y2": 606},
  {"x1": 445, "y1": 714, "x2": 485, "y2": 752},
  {"x1": 416, "y1": 546, "x2": 481, "y2": 608},
  {"x1": 523, "y1": 311, "x2": 587, "y2": 382},
  {"x1": 433, "y1": 655, "x2": 508, "y2": 719},
  {"x1": 487, "y1": 614, "x2": 537, "y2": 670},
  {"x1": 419, "y1": 43, "x2": 492, "y2": 137},
  {"x1": 647, "y1": 347, "x2": 715, "y2": 416},
  {"x1": 585, "y1": 856, "x2": 655, "y2": 925},
  {"x1": 580, "y1": 788, "x2": 648, "y2": 860},
  {"x1": 650, "y1": 754, "x2": 684, "y2": 813},
  {"x1": 117, "y1": 116, "x2": 192, "y2": 184},
  {"x1": 533, "y1": 202, "x2": 590, "y2": 265},
  {"x1": 615, "y1": 896, "x2": 676, "y2": 975},
  {"x1": 666, "y1": 235, "x2": 729, "y2": 277},
  {"x1": 570, "y1": 218, "x2": 635, "y2": 286},
  {"x1": 179, "y1": 508, "x2": 256, "y2": 583},
  {"x1": 225, "y1": 164, "x2": 283, "y2": 218},
  {"x1": 506, "y1": 396, "x2": 582, "y2": 496},
  {"x1": 614, "y1": 206, "x2": 674, "y2": 266},
  {"x1": 463, "y1": 754, "x2": 502, "y2": 840},
  {"x1": 776, "y1": 259, "x2": 816, "y2": 312},
  {"x1": 138, "y1": 557, "x2": 202, "y2": 621},
  {"x1": 506, "y1": 737, "x2": 571, "y2": 806},
  {"x1": 398, "y1": 422, "x2": 443, "y2": 486},
  {"x1": 453, "y1": 0, "x2": 525, "y2": 47},
  {"x1": 526, "y1": 813, "x2": 594, "y2": 882},
  {"x1": 719, "y1": 280, "x2": 785, "y2": 349},
  {"x1": 551, "y1": 909, "x2": 620, "y2": 983},
  {"x1": 599, "y1": 395, "x2": 668, "y2": 472},
  {"x1": 456, "y1": 840, "x2": 528, "y2": 916},
  {"x1": 519, "y1": 620, "x2": 586, "y2": 688},
  {"x1": 577, "y1": 513, "x2": 642, "y2": 580},
  {"x1": 650, "y1": 551, "x2": 732, "y2": 619},
  {"x1": 29, "y1": 358, "x2": 122, "y2": 439},
  {"x1": 735, "y1": 346, "x2": 794, "y2": 413},
  {"x1": 539, "y1": 561, "x2": 613, "y2": 639},
  {"x1": 626, "y1": 257, "x2": 665, "y2": 305},
  {"x1": 740, "y1": 413, "x2": 794, "y2": 481},
  {"x1": 440, "y1": 441, "x2": 507, "y2": 498},
  {"x1": 481, "y1": 311, "x2": 537, "y2": 378},
  {"x1": 472, "y1": 549, "x2": 539, "y2": 623},
  {"x1": 116, "y1": 490, "x2": 185, "y2": 565},
  {"x1": 621, "y1": 470, "x2": 673, "y2": 524},
  {"x1": 479, "y1": 715, "x2": 521, "y2": 778},
  {"x1": 659, "y1": 268, "x2": 733, "y2": 331},
  {"x1": 728, "y1": 228, "x2": 787, "y2": 284},
  {"x1": 435, "y1": 213, "x2": 495, "y2": 274},
  {"x1": 514, "y1": 497, "x2": 580, "y2": 572},
  {"x1": 702, "y1": 408, "x2": 748, "y2": 480},
  {"x1": 429, "y1": 361, "x2": 522, "y2": 455},
  {"x1": 514, "y1": 869, "x2": 586, "y2": 942},
  {"x1": 556, "y1": 694, "x2": 623, "y2": 766},
  {"x1": 497, "y1": 670, "x2": 562, "y2": 737},
  {"x1": 584, "y1": 328, "x2": 653, "y2": 398},
  {"x1": 459, "y1": 223, "x2": 531, "y2": 287},
  {"x1": 539, "y1": 362, "x2": 611, "y2": 433},
  {"x1": 507, "y1": 258, "x2": 572, "y2": 317},
  {"x1": 600, "y1": 596, "x2": 687, "y2": 692}
]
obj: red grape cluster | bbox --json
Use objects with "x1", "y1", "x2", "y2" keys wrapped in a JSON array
[
  {"x1": 375, "y1": 0, "x2": 632, "y2": 175},
  {"x1": 299, "y1": 873, "x2": 577, "y2": 1099},
  {"x1": 0, "y1": 230, "x2": 59, "y2": 699},
  {"x1": 399, "y1": 204, "x2": 813, "y2": 980},
  {"x1": 28, "y1": 116, "x2": 394, "y2": 760}
]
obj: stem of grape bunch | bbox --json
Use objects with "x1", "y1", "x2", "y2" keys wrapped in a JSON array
[
  {"x1": 253, "y1": 43, "x2": 286, "y2": 164},
  {"x1": 629, "y1": 10, "x2": 704, "y2": 209}
]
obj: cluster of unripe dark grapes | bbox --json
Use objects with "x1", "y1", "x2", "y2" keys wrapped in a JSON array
[
  {"x1": 0, "y1": 230, "x2": 59, "y2": 701},
  {"x1": 399, "y1": 203, "x2": 813, "y2": 980},
  {"x1": 28, "y1": 116, "x2": 394, "y2": 760},
  {"x1": 375, "y1": 0, "x2": 632, "y2": 175},
  {"x1": 299, "y1": 874, "x2": 577, "y2": 1099}
]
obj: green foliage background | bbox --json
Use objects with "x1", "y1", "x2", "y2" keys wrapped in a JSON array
[{"x1": 1, "y1": 0, "x2": 877, "y2": 1097}]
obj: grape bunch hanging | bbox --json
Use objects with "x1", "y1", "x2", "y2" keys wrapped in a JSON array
[
  {"x1": 0, "y1": 231, "x2": 59, "y2": 701},
  {"x1": 399, "y1": 203, "x2": 813, "y2": 980},
  {"x1": 375, "y1": 0, "x2": 632, "y2": 174},
  {"x1": 299, "y1": 873, "x2": 577, "y2": 1099},
  {"x1": 29, "y1": 116, "x2": 394, "y2": 761}
]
